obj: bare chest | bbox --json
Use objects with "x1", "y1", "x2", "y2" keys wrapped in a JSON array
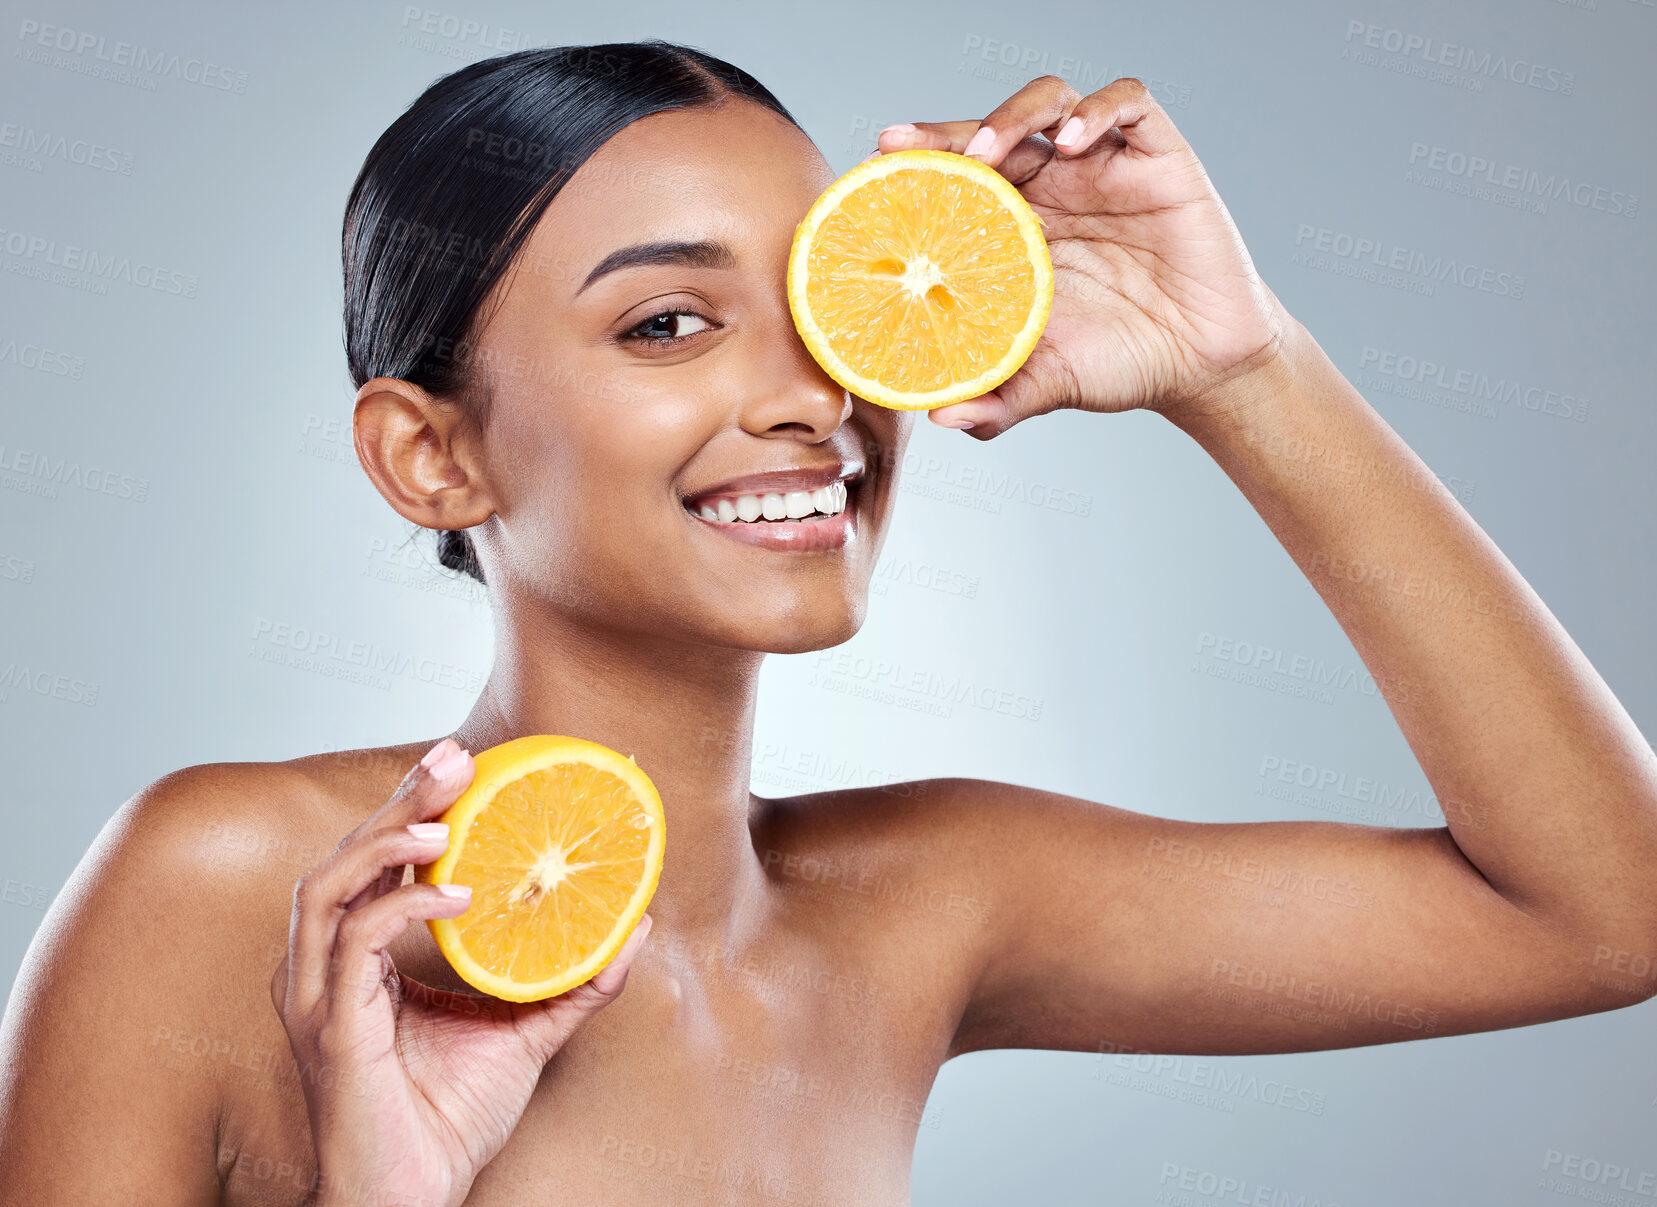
[{"x1": 219, "y1": 925, "x2": 948, "y2": 1206}]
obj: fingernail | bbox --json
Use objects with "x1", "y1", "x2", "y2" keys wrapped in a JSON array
[
  {"x1": 435, "y1": 883, "x2": 470, "y2": 899},
  {"x1": 946, "y1": 418, "x2": 976, "y2": 430},
  {"x1": 879, "y1": 122, "x2": 915, "y2": 139},
  {"x1": 963, "y1": 126, "x2": 995, "y2": 158},
  {"x1": 430, "y1": 746, "x2": 470, "y2": 781},
  {"x1": 407, "y1": 822, "x2": 449, "y2": 841},
  {"x1": 1056, "y1": 116, "x2": 1084, "y2": 147},
  {"x1": 420, "y1": 738, "x2": 454, "y2": 769}
]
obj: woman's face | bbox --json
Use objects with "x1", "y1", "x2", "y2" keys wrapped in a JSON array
[{"x1": 464, "y1": 99, "x2": 912, "y2": 655}]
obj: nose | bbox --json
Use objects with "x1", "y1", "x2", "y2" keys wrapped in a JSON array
[{"x1": 736, "y1": 321, "x2": 852, "y2": 442}]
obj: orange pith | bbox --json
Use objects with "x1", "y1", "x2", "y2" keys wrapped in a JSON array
[
  {"x1": 788, "y1": 149, "x2": 1054, "y2": 410},
  {"x1": 416, "y1": 735, "x2": 665, "y2": 1003}
]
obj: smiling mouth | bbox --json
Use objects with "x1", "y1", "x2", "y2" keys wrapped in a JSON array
[{"x1": 683, "y1": 480, "x2": 850, "y2": 524}]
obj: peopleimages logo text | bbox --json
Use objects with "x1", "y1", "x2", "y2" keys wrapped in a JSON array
[
  {"x1": 1343, "y1": 21, "x2": 1576, "y2": 93},
  {"x1": 1293, "y1": 225, "x2": 1524, "y2": 299},
  {"x1": 1408, "y1": 144, "x2": 1636, "y2": 218},
  {"x1": 0, "y1": 227, "x2": 198, "y2": 297},
  {"x1": 15, "y1": 19, "x2": 250, "y2": 92}
]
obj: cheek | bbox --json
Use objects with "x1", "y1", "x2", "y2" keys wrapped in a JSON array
[
  {"x1": 485, "y1": 385, "x2": 706, "y2": 554},
  {"x1": 854, "y1": 406, "x2": 914, "y2": 482}
]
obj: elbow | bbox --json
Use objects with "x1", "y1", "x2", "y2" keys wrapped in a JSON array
[
  {"x1": 1569, "y1": 895, "x2": 1657, "y2": 1009},
  {"x1": 1581, "y1": 936, "x2": 1657, "y2": 1010}
]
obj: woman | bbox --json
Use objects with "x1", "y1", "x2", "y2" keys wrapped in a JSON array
[{"x1": 1, "y1": 37, "x2": 1653, "y2": 1207}]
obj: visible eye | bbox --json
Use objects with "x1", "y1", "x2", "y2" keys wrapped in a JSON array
[{"x1": 627, "y1": 309, "x2": 714, "y2": 345}]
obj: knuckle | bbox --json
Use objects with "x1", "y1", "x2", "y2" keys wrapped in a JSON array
[
  {"x1": 359, "y1": 825, "x2": 407, "y2": 868},
  {"x1": 312, "y1": 1009, "x2": 352, "y2": 1054},
  {"x1": 335, "y1": 906, "x2": 371, "y2": 952},
  {"x1": 1115, "y1": 76, "x2": 1149, "y2": 97},
  {"x1": 582, "y1": 973, "x2": 628, "y2": 1005}
]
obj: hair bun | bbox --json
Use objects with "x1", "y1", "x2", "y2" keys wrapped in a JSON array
[{"x1": 437, "y1": 529, "x2": 486, "y2": 585}]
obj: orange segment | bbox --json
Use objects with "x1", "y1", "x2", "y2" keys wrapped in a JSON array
[
  {"x1": 415, "y1": 735, "x2": 665, "y2": 1002},
  {"x1": 788, "y1": 149, "x2": 1054, "y2": 410}
]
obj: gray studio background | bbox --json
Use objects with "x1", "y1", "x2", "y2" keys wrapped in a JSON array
[{"x1": 3, "y1": 0, "x2": 1653, "y2": 1202}]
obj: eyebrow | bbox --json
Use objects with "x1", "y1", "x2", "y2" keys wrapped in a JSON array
[{"x1": 573, "y1": 239, "x2": 738, "y2": 297}]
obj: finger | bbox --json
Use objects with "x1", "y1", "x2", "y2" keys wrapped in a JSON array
[
  {"x1": 285, "y1": 743, "x2": 473, "y2": 1017},
  {"x1": 878, "y1": 124, "x2": 1055, "y2": 187},
  {"x1": 342, "y1": 856, "x2": 412, "y2": 916},
  {"x1": 510, "y1": 913, "x2": 654, "y2": 1062},
  {"x1": 285, "y1": 822, "x2": 458, "y2": 1018},
  {"x1": 344, "y1": 738, "x2": 473, "y2": 841},
  {"x1": 331, "y1": 880, "x2": 474, "y2": 1011},
  {"x1": 1050, "y1": 78, "x2": 1185, "y2": 159},
  {"x1": 882, "y1": 75, "x2": 1082, "y2": 169}
]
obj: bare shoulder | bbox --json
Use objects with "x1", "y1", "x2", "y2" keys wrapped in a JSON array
[
  {"x1": 0, "y1": 756, "x2": 344, "y2": 1203},
  {"x1": 8, "y1": 740, "x2": 431, "y2": 1060},
  {"x1": 754, "y1": 772, "x2": 1095, "y2": 885},
  {"x1": 751, "y1": 776, "x2": 1018, "y2": 954}
]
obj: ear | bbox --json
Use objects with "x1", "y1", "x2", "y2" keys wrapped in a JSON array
[{"x1": 352, "y1": 377, "x2": 496, "y2": 532}]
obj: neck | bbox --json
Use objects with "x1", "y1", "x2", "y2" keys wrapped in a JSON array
[{"x1": 451, "y1": 604, "x2": 768, "y2": 940}]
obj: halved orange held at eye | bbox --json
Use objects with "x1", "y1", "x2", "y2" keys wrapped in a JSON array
[
  {"x1": 415, "y1": 735, "x2": 665, "y2": 1003},
  {"x1": 787, "y1": 149, "x2": 1054, "y2": 411}
]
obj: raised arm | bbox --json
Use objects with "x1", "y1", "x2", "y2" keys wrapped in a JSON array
[
  {"x1": 930, "y1": 309, "x2": 1657, "y2": 1055},
  {"x1": 1165, "y1": 306, "x2": 1657, "y2": 958},
  {"x1": 870, "y1": 75, "x2": 1657, "y2": 1055}
]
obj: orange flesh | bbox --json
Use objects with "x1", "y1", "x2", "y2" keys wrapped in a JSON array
[
  {"x1": 803, "y1": 169, "x2": 1039, "y2": 393},
  {"x1": 451, "y1": 763, "x2": 654, "y2": 984}
]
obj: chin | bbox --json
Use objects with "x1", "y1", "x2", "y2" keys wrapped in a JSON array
[{"x1": 733, "y1": 590, "x2": 869, "y2": 655}]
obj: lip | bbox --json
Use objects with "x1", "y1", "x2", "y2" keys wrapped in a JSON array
[
  {"x1": 682, "y1": 461, "x2": 864, "y2": 509},
  {"x1": 685, "y1": 477, "x2": 861, "y2": 553}
]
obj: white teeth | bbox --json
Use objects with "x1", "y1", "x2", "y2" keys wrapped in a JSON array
[{"x1": 691, "y1": 479, "x2": 855, "y2": 523}]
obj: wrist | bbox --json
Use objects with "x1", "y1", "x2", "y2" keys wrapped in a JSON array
[{"x1": 1165, "y1": 303, "x2": 1308, "y2": 447}]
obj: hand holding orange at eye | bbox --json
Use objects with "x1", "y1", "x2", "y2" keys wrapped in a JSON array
[{"x1": 789, "y1": 75, "x2": 1292, "y2": 439}]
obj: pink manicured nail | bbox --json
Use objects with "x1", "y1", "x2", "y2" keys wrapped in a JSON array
[
  {"x1": 420, "y1": 738, "x2": 453, "y2": 768},
  {"x1": 431, "y1": 747, "x2": 471, "y2": 781},
  {"x1": 1056, "y1": 116, "x2": 1084, "y2": 147},
  {"x1": 435, "y1": 883, "x2": 470, "y2": 899},
  {"x1": 963, "y1": 126, "x2": 995, "y2": 157},
  {"x1": 407, "y1": 823, "x2": 449, "y2": 841},
  {"x1": 879, "y1": 122, "x2": 915, "y2": 138},
  {"x1": 947, "y1": 419, "x2": 976, "y2": 430}
]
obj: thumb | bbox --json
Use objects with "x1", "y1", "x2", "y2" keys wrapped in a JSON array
[
  {"x1": 586, "y1": 912, "x2": 653, "y2": 997},
  {"x1": 926, "y1": 390, "x2": 1010, "y2": 436},
  {"x1": 512, "y1": 913, "x2": 654, "y2": 1058}
]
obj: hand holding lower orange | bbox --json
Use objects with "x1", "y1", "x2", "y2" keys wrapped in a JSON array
[{"x1": 269, "y1": 738, "x2": 658, "y2": 1207}]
